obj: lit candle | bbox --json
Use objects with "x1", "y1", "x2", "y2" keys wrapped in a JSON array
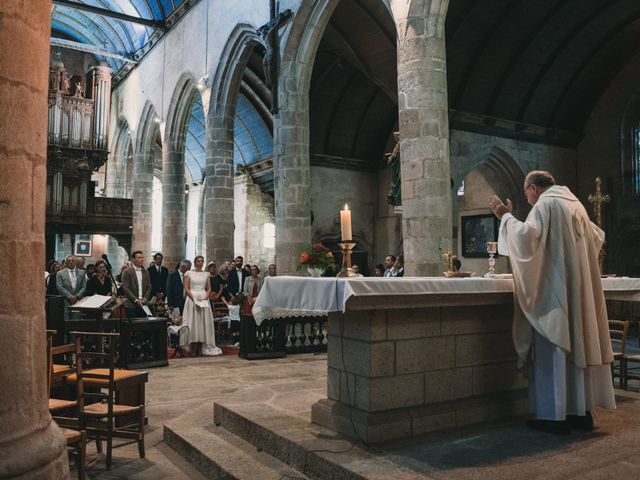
[{"x1": 340, "y1": 204, "x2": 352, "y2": 241}]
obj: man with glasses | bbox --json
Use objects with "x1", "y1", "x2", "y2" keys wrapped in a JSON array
[{"x1": 488, "y1": 170, "x2": 614, "y2": 434}]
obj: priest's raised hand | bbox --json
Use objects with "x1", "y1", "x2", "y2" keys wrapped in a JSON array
[{"x1": 488, "y1": 195, "x2": 512, "y2": 219}]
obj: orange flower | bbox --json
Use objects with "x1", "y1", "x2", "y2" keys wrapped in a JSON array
[
  {"x1": 326, "y1": 251, "x2": 333, "y2": 258},
  {"x1": 300, "y1": 251, "x2": 310, "y2": 264}
]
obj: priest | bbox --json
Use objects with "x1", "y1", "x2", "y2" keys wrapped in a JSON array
[{"x1": 489, "y1": 170, "x2": 615, "y2": 434}]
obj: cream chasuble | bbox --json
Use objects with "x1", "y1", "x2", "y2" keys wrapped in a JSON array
[{"x1": 497, "y1": 185, "x2": 615, "y2": 417}]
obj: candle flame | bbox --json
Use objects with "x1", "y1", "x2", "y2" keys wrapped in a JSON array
[{"x1": 344, "y1": 204, "x2": 349, "y2": 210}]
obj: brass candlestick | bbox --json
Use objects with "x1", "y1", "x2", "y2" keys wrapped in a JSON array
[{"x1": 337, "y1": 241, "x2": 357, "y2": 277}]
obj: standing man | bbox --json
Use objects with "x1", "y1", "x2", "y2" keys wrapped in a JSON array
[
  {"x1": 489, "y1": 170, "x2": 614, "y2": 434},
  {"x1": 166, "y1": 260, "x2": 191, "y2": 315},
  {"x1": 383, "y1": 255, "x2": 403, "y2": 277},
  {"x1": 121, "y1": 250, "x2": 152, "y2": 318},
  {"x1": 227, "y1": 255, "x2": 248, "y2": 295},
  {"x1": 148, "y1": 252, "x2": 169, "y2": 301},
  {"x1": 56, "y1": 255, "x2": 87, "y2": 320}
]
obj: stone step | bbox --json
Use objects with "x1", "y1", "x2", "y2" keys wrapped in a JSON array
[
  {"x1": 164, "y1": 404, "x2": 309, "y2": 480},
  {"x1": 213, "y1": 401, "x2": 428, "y2": 480}
]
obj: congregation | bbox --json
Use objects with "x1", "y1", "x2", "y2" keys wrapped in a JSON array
[{"x1": 44, "y1": 250, "x2": 405, "y2": 357}]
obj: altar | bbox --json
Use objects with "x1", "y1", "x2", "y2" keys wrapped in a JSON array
[{"x1": 254, "y1": 276, "x2": 640, "y2": 443}]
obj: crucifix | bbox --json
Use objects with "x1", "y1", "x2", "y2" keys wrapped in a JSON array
[
  {"x1": 257, "y1": 0, "x2": 292, "y2": 115},
  {"x1": 588, "y1": 177, "x2": 610, "y2": 273}
]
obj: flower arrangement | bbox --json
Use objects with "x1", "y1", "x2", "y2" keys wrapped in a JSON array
[{"x1": 298, "y1": 243, "x2": 335, "y2": 271}]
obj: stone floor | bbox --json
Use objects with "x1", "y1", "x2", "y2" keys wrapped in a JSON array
[
  {"x1": 80, "y1": 347, "x2": 640, "y2": 479},
  {"x1": 83, "y1": 352, "x2": 327, "y2": 479}
]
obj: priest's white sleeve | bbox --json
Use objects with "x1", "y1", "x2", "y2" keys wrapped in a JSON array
[{"x1": 497, "y1": 213, "x2": 513, "y2": 256}]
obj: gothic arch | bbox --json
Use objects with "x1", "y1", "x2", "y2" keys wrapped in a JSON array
[
  {"x1": 209, "y1": 24, "x2": 262, "y2": 121},
  {"x1": 132, "y1": 101, "x2": 161, "y2": 256},
  {"x1": 107, "y1": 117, "x2": 133, "y2": 198},
  {"x1": 165, "y1": 73, "x2": 200, "y2": 148},
  {"x1": 460, "y1": 146, "x2": 527, "y2": 219}
]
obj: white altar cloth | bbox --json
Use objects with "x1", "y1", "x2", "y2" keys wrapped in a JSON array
[{"x1": 252, "y1": 276, "x2": 640, "y2": 325}]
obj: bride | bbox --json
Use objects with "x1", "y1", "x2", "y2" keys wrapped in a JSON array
[{"x1": 182, "y1": 255, "x2": 222, "y2": 356}]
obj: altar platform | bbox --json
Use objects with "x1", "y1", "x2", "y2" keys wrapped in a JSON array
[{"x1": 253, "y1": 276, "x2": 640, "y2": 443}]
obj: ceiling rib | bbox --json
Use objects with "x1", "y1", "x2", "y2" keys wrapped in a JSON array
[{"x1": 52, "y1": 0, "x2": 167, "y2": 30}]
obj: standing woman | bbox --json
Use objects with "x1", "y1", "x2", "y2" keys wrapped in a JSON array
[
  {"x1": 86, "y1": 260, "x2": 113, "y2": 296},
  {"x1": 183, "y1": 256, "x2": 222, "y2": 356},
  {"x1": 242, "y1": 265, "x2": 262, "y2": 316}
]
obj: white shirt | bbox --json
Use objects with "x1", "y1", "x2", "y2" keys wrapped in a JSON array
[
  {"x1": 68, "y1": 268, "x2": 77, "y2": 289},
  {"x1": 235, "y1": 268, "x2": 242, "y2": 287},
  {"x1": 134, "y1": 266, "x2": 143, "y2": 299}
]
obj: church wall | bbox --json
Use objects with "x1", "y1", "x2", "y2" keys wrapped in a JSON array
[
  {"x1": 577, "y1": 50, "x2": 640, "y2": 274},
  {"x1": 375, "y1": 165, "x2": 403, "y2": 268},
  {"x1": 449, "y1": 129, "x2": 576, "y2": 274},
  {"x1": 310, "y1": 166, "x2": 378, "y2": 272},
  {"x1": 110, "y1": 0, "x2": 272, "y2": 144},
  {"x1": 234, "y1": 174, "x2": 275, "y2": 268}
]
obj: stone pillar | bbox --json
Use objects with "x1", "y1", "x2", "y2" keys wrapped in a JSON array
[
  {"x1": 395, "y1": 0, "x2": 452, "y2": 276},
  {"x1": 0, "y1": 1, "x2": 70, "y2": 478},
  {"x1": 161, "y1": 139, "x2": 186, "y2": 267},
  {"x1": 273, "y1": 79, "x2": 311, "y2": 274},
  {"x1": 87, "y1": 64, "x2": 112, "y2": 150},
  {"x1": 132, "y1": 148, "x2": 154, "y2": 259},
  {"x1": 204, "y1": 116, "x2": 235, "y2": 264}
]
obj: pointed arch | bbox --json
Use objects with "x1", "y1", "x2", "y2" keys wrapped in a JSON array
[
  {"x1": 132, "y1": 101, "x2": 161, "y2": 258},
  {"x1": 204, "y1": 23, "x2": 263, "y2": 263},
  {"x1": 461, "y1": 146, "x2": 527, "y2": 218},
  {"x1": 107, "y1": 117, "x2": 133, "y2": 198},
  {"x1": 208, "y1": 24, "x2": 263, "y2": 121}
]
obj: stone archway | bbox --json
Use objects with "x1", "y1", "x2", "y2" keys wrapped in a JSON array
[
  {"x1": 161, "y1": 73, "x2": 200, "y2": 267},
  {"x1": 205, "y1": 24, "x2": 262, "y2": 264},
  {"x1": 106, "y1": 117, "x2": 133, "y2": 198},
  {"x1": 132, "y1": 101, "x2": 161, "y2": 259}
]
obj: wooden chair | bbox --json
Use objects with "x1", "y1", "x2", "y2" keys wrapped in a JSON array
[
  {"x1": 46, "y1": 330, "x2": 87, "y2": 479},
  {"x1": 48, "y1": 336, "x2": 83, "y2": 417},
  {"x1": 609, "y1": 320, "x2": 629, "y2": 389},
  {"x1": 73, "y1": 331, "x2": 145, "y2": 470},
  {"x1": 59, "y1": 427, "x2": 87, "y2": 480}
]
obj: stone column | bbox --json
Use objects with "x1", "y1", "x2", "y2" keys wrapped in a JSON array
[
  {"x1": 395, "y1": 0, "x2": 452, "y2": 276},
  {"x1": 273, "y1": 76, "x2": 311, "y2": 274},
  {"x1": 161, "y1": 139, "x2": 186, "y2": 267},
  {"x1": 0, "y1": 1, "x2": 70, "y2": 478},
  {"x1": 204, "y1": 115, "x2": 235, "y2": 264},
  {"x1": 132, "y1": 148, "x2": 154, "y2": 259}
]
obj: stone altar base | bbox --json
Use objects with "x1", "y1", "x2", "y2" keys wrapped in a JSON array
[
  {"x1": 311, "y1": 303, "x2": 529, "y2": 443},
  {"x1": 164, "y1": 374, "x2": 640, "y2": 480}
]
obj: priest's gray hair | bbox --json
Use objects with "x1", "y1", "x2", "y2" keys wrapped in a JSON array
[
  {"x1": 526, "y1": 170, "x2": 555, "y2": 188},
  {"x1": 180, "y1": 259, "x2": 192, "y2": 269}
]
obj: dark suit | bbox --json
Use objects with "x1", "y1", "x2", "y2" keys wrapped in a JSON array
[
  {"x1": 46, "y1": 271, "x2": 59, "y2": 295},
  {"x1": 226, "y1": 268, "x2": 247, "y2": 295},
  {"x1": 56, "y1": 268, "x2": 87, "y2": 320},
  {"x1": 120, "y1": 266, "x2": 152, "y2": 317},
  {"x1": 166, "y1": 271, "x2": 185, "y2": 314},
  {"x1": 148, "y1": 264, "x2": 169, "y2": 298}
]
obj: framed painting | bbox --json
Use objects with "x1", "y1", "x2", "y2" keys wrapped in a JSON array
[
  {"x1": 74, "y1": 239, "x2": 92, "y2": 257},
  {"x1": 461, "y1": 214, "x2": 499, "y2": 258}
]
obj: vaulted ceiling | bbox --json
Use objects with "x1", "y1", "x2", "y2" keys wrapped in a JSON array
[
  {"x1": 310, "y1": 0, "x2": 398, "y2": 166},
  {"x1": 446, "y1": 0, "x2": 640, "y2": 134},
  {"x1": 51, "y1": 0, "x2": 187, "y2": 75}
]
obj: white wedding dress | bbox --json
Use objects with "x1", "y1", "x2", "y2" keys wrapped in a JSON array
[{"x1": 182, "y1": 270, "x2": 222, "y2": 356}]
